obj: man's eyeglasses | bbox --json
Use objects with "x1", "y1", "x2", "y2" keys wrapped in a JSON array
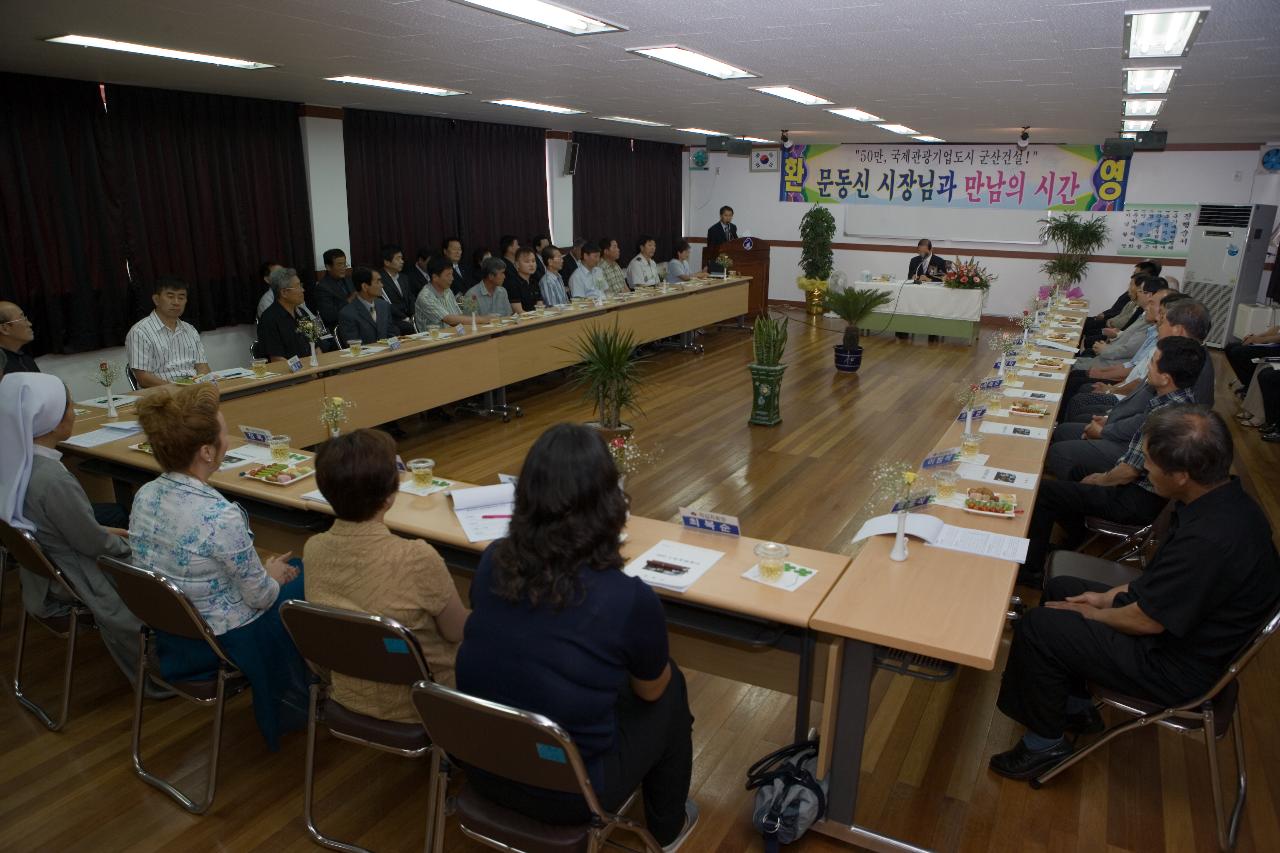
[{"x1": 0, "y1": 312, "x2": 30, "y2": 326}]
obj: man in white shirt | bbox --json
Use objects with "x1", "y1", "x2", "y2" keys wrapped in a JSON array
[
  {"x1": 569, "y1": 242, "x2": 606, "y2": 300},
  {"x1": 626, "y1": 235, "x2": 661, "y2": 288},
  {"x1": 255, "y1": 260, "x2": 282, "y2": 319},
  {"x1": 125, "y1": 278, "x2": 210, "y2": 387}
]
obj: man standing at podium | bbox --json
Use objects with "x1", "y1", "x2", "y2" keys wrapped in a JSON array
[{"x1": 708, "y1": 206, "x2": 738, "y2": 249}]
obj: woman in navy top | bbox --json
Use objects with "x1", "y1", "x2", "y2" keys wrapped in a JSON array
[{"x1": 456, "y1": 423, "x2": 696, "y2": 848}]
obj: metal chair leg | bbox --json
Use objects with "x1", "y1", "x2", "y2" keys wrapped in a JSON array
[
  {"x1": 131, "y1": 632, "x2": 230, "y2": 814},
  {"x1": 12, "y1": 606, "x2": 80, "y2": 731},
  {"x1": 1032, "y1": 711, "x2": 1165, "y2": 788},
  {"x1": 424, "y1": 747, "x2": 446, "y2": 853},
  {"x1": 303, "y1": 683, "x2": 370, "y2": 852},
  {"x1": 1226, "y1": 706, "x2": 1248, "y2": 851},
  {"x1": 1202, "y1": 703, "x2": 1247, "y2": 852}
]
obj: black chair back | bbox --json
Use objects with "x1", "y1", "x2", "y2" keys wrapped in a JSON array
[
  {"x1": 0, "y1": 520, "x2": 80, "y2": 600},
  {"x1": 98, "y1": 556, "x2": 233, "y2": 665}
]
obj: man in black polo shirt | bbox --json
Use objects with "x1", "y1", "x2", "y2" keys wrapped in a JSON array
[
  {"x1": 254, "y1": 267, "x2": 311, "y2": 363},
  {"x1": 990, "y1": 406, "x2": 1280, "y2": 780},
  {"x1": 0, "y1": 301, "x2": 40, "y2": 375}
]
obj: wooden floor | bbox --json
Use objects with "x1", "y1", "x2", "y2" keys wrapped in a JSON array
[{"x1": 2, "y1": 307, "x2": 1278, "y2": 853}]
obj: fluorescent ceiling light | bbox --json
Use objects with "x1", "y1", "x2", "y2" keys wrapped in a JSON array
[
  {"x1": 1121, "y1": 132, "x2": 1139, "y2": 139},
  {"x1": 487, "y1": 98, "x2": 583, "y2": 114},
  {"x1": 737, "y1": 136, "x2": 773, "y2": 144},
  {"x1": 449, "y1": 0, "x2": 622, "y2": 35},
  {"x1": 1124, "y1": 98, "x2": 1164, "y2": 117},
  {"x1": 1123, "y1": 7, "x2": 1208, "y2": 58},
  {"x1": 326, "y1": 76, "x2": 466, "y2": 96},
  {"x1": 1125, "y1": 66, "x2": 1179, "y2": 94},
  {"x1": 752, "y1": 85, "x2": 832, "y2": 106},
  {"x1": 627, "y1": 46, "x2": 755, "y2": 80},
  {"x1": 677, "y1": 127, "x2": 729, "y2": 136},
  {"x1": 597, "y1": 115, "x2": 669, "y2": 127},
  {"x1": 827, "y1": 107, "x2": 883, "y2": 122},
  {"x1": 1122, "y1": 119, "x2": 1155, "y2": 131},
  {"x1": 877, "y1": 124, "x2": 918, "y2": 135},
  {"x1": 46, "y1": 34, "x2": 272, "y2": 69},
  {"x1": 912, "y1": 135, "x2": 945, "y2": 143}
]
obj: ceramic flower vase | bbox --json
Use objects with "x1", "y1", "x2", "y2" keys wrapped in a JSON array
[
  {"x1": 889, "y1": 511, "x2": 909, "y2": 562},
  {"x1": 309, "y1": 342, "x2": 319, "y2": 368}
]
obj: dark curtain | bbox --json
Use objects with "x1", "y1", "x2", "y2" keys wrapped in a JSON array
[
  {"x1": 572, "y1": 132, "x2": 682, "y2": 262},
  {"x1": 108, "y1": 85, "x2": 314, "y2": 331},
  {"x1": 0, "y1": 74, "x2": 131, "y2": 354},
  {"x1": 343, "y1": 109, "x2": 460, "y2": 268},
  {"x1": 342, "y1": 111, "x2": 548, "y2": 263}
]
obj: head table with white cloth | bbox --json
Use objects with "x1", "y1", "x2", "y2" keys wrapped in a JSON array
[{"x1": 836, "y1": 279, "x2": 988, "y2": 343}]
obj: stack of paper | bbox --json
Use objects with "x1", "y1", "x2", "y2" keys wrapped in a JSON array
[
  {"x1": 1004, "y1": 388, "x2": 1062, "y2": 402},
  {"x1": 623, "y1": 540, "x2": 723, "y2": 592},
  {"x1": 451, "y1": 483, "x2": 515, "y2": 543},
  {"x1": 981, "y1": 421, "x2": 1050, "y2": 440},
  {"x1": 955, "y1": 463, "x2": 1039, "y2": 490},
  {"x1": 77, "y1": 394, "x2": 138, "y2": 410},
  {"x1": 851, "y1": 513, "x2": 1029, "y2": 563},
  {"x1": 63, "y1": 421, "x2": 143, "y2": 448}
]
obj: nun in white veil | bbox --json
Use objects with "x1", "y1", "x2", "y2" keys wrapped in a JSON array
[{"x1": 0, "y1": 373, "x2": 152, "y2": 690}]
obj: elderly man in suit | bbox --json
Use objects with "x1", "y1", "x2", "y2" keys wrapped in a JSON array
[{"x1": 339, "y1": 267, "x2": 394, "y2": 345}]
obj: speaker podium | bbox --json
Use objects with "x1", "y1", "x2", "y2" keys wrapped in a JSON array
[{"x1": 702, "y1": 238, "x2": 769, "y2": 319}]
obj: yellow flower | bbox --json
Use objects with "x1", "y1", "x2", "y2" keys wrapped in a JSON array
[
  {"x1": 330, "y1": 397, "x2": 344, "y2": 406},
  {"x1": 903, "y1": 471, "x2": 917, "y2": 485}
]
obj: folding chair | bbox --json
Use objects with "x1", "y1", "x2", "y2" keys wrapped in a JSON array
[
  {"x1": 98, "y1": 555, "x2": 250, "y2": 814},
  {"x1": 411, "y1": 681, "x2": 659, "y2": 853},
  {"x1": 0, "y1": 520, "x2": 95, "y2": 731},
  {"x1": 1081, "y1": 501, "x2": 1174, "y2": 568},
  {"x1": 279, "y1": 600, "x2": 442, "y2": 853},
  {"x1": 125, "y1": 366, "x2": 141, "y2": 391},
  {"x1": 1032, "y1": 601, "x2": 1280, "y2": 851}
]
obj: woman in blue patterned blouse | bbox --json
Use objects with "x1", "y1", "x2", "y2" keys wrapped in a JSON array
[{"x1": 130, "y1": 383, "x2": 307, "y2": 750}]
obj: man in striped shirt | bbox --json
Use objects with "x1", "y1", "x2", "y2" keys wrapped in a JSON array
[{"x1": 125, "y1": 278, "x2": 209, "y2": 388}]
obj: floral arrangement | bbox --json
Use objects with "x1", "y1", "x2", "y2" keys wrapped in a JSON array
[
  {"x1": 320, "y1": 396, "x2": 355, "y2": 436},
  {"x1": 96, "y1": 360, "x2": 121, "y2": 389},
  {"x1": 955, "y1": 382, "x2": 984, "y2": 413},
  {"x1": 988, "y1": 331, "x2": 1019, "y2": 355},
  {"x1": 608, "y1": 435, "x2": 661, "y2": 477},
  {"x1": 869, "y1": 461, "x2": 933, "y2": 513},
  {"x1": 942, "y1": 257, "x2": 996, "y2": 290},
  {"x1": 461, "y1": 294, "x2": 479, "y2": 315},
  {"x1": 1017, "y1": 308, "x2": 1038, "y2": 340},
  {"x1": 795, "y1": 276, "x2": 830, "y2": 292},
  {"x1": 715, "y1": 253, "x2": 734, "y2": 271},
  {"x1": 296, "y1": 316, "x2": 321, "y2": 343}
]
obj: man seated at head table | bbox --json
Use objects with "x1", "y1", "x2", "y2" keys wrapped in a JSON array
[
  {"x1": 255, "y1": 266, "x2": 334, "y2": 363},
  {"x1": 303, "y1": 429, "x2": 469, "y2": 720},
  {"x1": 125, "y1": 277, "x2": 210, "y2": 388},
  {"x1": 1022, "y1": 336, "x2": 1205, "y2": 586},
  {"x1": 415, "y1": 256, "x2": 502, "y2": 329},
  {"x1": 907, "y1": 238, "x2": 947, "y2": 282},
  {"x1": 538, "y1": 244, "x2": 569, "y2": 307},
  {"x1": 464, "y1": 258, "x2": 515, "y2": 318},
  {"x1": 990, "y1": 406, "x2": 1280, "y2": 781},
  {"x1": 0, "y1": 300, "x2": 41, "y2": 375},
  {"x1": 314, "y1": 248, "x2": 355, "y2": 333},
  {"x1": 339, "y1": 266, "x2": 395, "y2": 345},
  {"x1": 129, "y1": 383, "x2": 307, "y2": 751}
]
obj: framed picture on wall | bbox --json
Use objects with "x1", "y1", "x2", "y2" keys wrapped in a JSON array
[{"x1": 750, "y1": 149, "x2": 780, "y2": 172}]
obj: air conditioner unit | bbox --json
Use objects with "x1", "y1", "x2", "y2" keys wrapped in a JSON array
[{"x1": 1182, "y1": 204, "x2": 1277, "y2": 347}]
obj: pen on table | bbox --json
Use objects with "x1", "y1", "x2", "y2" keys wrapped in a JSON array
[
  {"x1": 481, "y1": 514, "x2": 512, "y2": 519},
  {"x1": 644, "y1": 559, "x2": 688, "y2": 574}
]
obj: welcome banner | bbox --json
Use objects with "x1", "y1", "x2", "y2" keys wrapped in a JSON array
[{"x1": 780, "y1": 143, "x2": 1130, "y2": 211}]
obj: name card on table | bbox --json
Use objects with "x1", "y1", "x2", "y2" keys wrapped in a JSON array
[
  {"x1": 239, "y1": 425, "x2": 272, "y2": 444},
  {"x1": 891, "y1": 494, "x2": 935, "y2": 513},
  {"x1": 286, "y1": 355, "x2": 304, "y2": 373},
  {"x1": 980, "y1": 421, "x2": 1050, "y2": 441},
  {"x1": 980, "y1": 377, "x2": 1004, "y2": 390},
  {"x1": 956, "y1": 407, "x2": 987, "y2": 422},
  {"x1": 923, "y1": 447, "x2": 961, "y2": 468},
  {"x1": 386, "y1": 336, "x2": 402, "y2": 351},
  {"x1": 993, "y1": 358, "x2": 1018, "y2": 370},
  {"x1": 1004, "y1": 388, "x2": 1062, "y2": 402},
  {"x1": 679, "y1": 506, "x2": 741, "y2": 537}
]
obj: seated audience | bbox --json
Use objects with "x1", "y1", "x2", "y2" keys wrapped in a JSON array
[
  {"x1": 1082, "y1": 261, "x2": 1158, "y2": 340},
  {"x1": 539, "y1": 245, "x2": 569, "y2": 307},
  {"x1": 314, "y1": 248, "x2": 355, "y2": 333},
  {"x1": 125, "y1": 278, "x2": 210, "y2": 387},
  {"x1": 378, "y1": 243, "x2": 415, "y2": 335},
  {"x1": 255, "y1": 260, "x2": 282, "y2": 319},
  {"x1": 597, "y1": 237, "x2": 630, "y2": 295},
  {"x1": 561, "y1": 237, "x2": 586, "y2": 286},
  {"x1": 304, "y1": 429, "x2": 468, "y2": 720},
  {"x1": 498, "y1": 235, "x2": 520, "y2": 282},
  {"x1": 254, "y1": 267, "x2": 314, "y2": 363},
  {"x1": 0, "y1": 373, "x2": 158, "y2": 693},
  {"x1": 529, "y1": 234, "x2": 550, "y2": 287},
  {"x1": 1023, "y1": 335, "x2": 1206, "y2": 585},
  {"x1": 414, "y1": 256, "x2": 488, "y2": 329},
  {"x1": 626, "y1": 235, "x2": 661, "y2": 288},
  {"x1": 462, "y1": 247, "x2": 491, "y2": 297},
  {"x1": 1224, "y1": 323, "x2": 1280, "y2": 394},
  {"x1": 407, "y1": 246, "x2": 435, "y2": 302},
  {"x1": 129, "y1": 383, "x2": 307, "y2": 751},
  {"x1": 505, "y1": 247, "x2": 540, "y2": 313},
  {"x1": 464, "y1": 258, "x2": 514, "y2": 317},
  {"x1": 0, "y1": 301, "x2": 41, "y2": 374},
  {"x1": 991, "y1": 406, "x2": 1280, "y2": 781},
  {"x1": 440, "y1": 236, "x2": 467, "y2": 292},
  {"x1": 456, "y1": 424, "x2": 697, "y2": 849},
  {"x1": 339, "y1": 267, "x2": 394, "y2": 345},
  {"x1": 569, "y1": 242, "x2": 606, "y2": 300},
  {"x1": 1071, "y1": 275, "x2": 1154, "y2": 374},
  {"x1": 666, "y1": 241, "x2": 705, "y2": 283}
]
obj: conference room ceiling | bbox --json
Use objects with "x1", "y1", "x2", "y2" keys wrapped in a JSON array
[{"x1": 3, "y1": 0, "x2": 1278, "y2": 145}]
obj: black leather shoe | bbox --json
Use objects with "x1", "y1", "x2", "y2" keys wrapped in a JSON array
[
  {"x1": 1064, "y1": 705, "x2": 1104, "y2": 735},
  {"x1": 1262, "y1": 427, "x2": 1280, "y2": 443},
  {"x1": 989, "y1": 739, "x2": 1073, "y2": 781}
]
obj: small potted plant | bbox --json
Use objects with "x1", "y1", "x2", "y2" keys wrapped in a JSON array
[
  {"x1": 568, "y1": 320, "x2": 644, "y2": 440},
  {"x1": 798, "y1": 204, "x2": 836, "y2": 316},
  {"x1": 823, "y1": 287, "x2": 894, "y2": 372},
  {"x1": 749, "y1": 313, "x2": 788, "y2": 426}
]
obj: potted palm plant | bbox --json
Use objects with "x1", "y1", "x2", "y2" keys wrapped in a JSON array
[
  {"x1": 568, "y1": 320, "x2": 644, "y2": 440},
  {"x1": 798, "y1": 204, "x2": 836, "y2": 316},
  {"x1": 824, "y1": 287, "x2": 894, "y2": 372},
  {"x1": 1038, "y1": 212, "x2": 1110, "y2": 289},
  {"x1": 749, "y1": 313, "x2": 788, "y2": 425}
]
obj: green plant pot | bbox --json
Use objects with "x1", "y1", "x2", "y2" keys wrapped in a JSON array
[{"x1": 748, "y1": 364, "x2": 786, "y2": 426}]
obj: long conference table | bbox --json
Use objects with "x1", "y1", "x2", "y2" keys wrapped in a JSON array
[{"x1": 58, "y1": 292, "x2": 1090, "y2": 852}]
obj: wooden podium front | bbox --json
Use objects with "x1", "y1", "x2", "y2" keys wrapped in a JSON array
[{"x1": 702, "y1": 238, "x2": 769, "y2": 318}]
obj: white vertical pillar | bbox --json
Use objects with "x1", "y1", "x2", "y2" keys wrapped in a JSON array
[{"x1": 299, "y1": 114, "x2": 351, "y2": 270}]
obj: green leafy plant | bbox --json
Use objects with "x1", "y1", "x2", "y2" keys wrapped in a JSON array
[
  {"x1": 823, "y1": 288, "x2": 893, "y2": 351},
  {"x1": 799, "y1": 204, "x2": 837, "y2": 282},
  {"x1": 567, "y1": 321, "x2": 644, "y2": 430},
  {"x1": 752, "y1": 313, "x2": 789, "y2": 366},
  {"x1": 1038, "y1": 212, "x2": 1109, "y2": 286}
]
